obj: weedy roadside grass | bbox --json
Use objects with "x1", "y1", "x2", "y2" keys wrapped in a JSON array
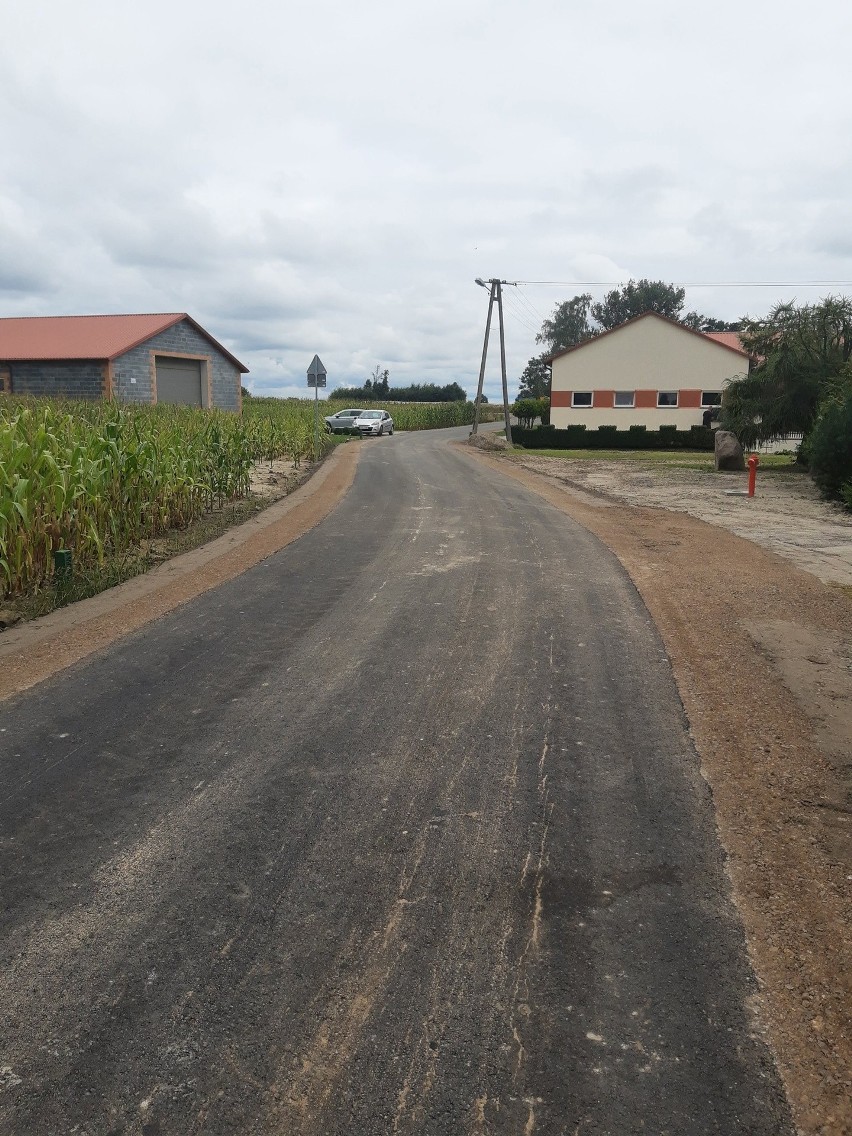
[{"x1": 11, "y1": 489, "x2": 290, "y2": 623}]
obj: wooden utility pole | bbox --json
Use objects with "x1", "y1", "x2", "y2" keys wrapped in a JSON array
[
  {"x1": 473, "y1": 277, "x2": 513, "y2": 444},
  {"x1": 495, "y1": 280, "x2": 513, "y2": 445},
  {"x1": 472, "y1": 281, "x2": 497, "y2": 435}
]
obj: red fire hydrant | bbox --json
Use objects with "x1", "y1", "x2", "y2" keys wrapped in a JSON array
[{"x1": 747, "y1": 453, "x2": 759, "y2": 497}]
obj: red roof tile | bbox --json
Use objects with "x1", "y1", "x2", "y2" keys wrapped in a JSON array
[
  {"x1": 0, "y1": 313, "x2": 248, "y2": 372},
  {"x1": 704, "y1": 330, "x2": 746, "y2": 353}
]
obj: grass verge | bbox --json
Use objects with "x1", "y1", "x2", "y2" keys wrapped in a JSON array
[{"x1": 505, "y1": 447, "x2": 801, "y2": 471}]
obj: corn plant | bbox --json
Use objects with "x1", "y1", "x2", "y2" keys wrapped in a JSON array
[
  {"x1": 0, "y1": 398, "x2": 326, "y2": 598},
  {"x1": 1, "y1": 393, "x2": 498, "y2": 599}
]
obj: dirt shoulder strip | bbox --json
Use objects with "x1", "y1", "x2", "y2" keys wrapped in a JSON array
[
  {"x1": 460, "y1": 444, "x2": 852, "y2": 1136},
  {"x1": 0, "y1": 442, "x2": 361, "y2": 703}
]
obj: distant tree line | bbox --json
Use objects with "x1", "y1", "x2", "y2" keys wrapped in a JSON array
[{"x1": 330, "y1": 367, "x2": 468, "y2": 403}]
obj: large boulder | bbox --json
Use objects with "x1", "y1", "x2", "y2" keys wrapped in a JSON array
[{"x1": 714, "y1": 430, "x2": 746, "y2": 471}]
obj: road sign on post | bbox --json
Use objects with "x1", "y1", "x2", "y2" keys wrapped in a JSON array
[
  {"x1": 307, "y1": 355, "x2": 328, "y2": 461},
  {"x1": 307, "y1": 355, "x2": 327, "y2": 388}
]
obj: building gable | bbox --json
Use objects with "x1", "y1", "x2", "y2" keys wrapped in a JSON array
[
  {"x1": 548, "y1": 311, "x2": 749, "y2": 433},
  {"x1": 0, "y1": 313, "x2": 248, "y2": 373},
  {"x1": 547, "y1": 311, "x2": 749, "y2": 365}
]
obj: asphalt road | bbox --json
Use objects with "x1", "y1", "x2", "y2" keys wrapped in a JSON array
[{"x1": 0, "y1": 426, "x2": 793, "y2": 1135}]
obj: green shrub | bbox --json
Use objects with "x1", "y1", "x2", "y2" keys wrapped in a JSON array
[
  {"x1": 807, "y1": 388, "x2": 852, "y2": 501},
  {"x1": 512, "y1": 397, "x2": 549, "y2": 428},
  {"x1": 510, "y1": 424, "x2": 715, "y2": 451}
]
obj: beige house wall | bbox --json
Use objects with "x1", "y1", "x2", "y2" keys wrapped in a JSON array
[
  {"x1": 550, "y1": 314, "x2": 748, "y2": 430},
  {"x1": 554, "y1": 406, "x2": 715, "y2": 430}
]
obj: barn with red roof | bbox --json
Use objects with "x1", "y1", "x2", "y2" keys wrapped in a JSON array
[{"x1": 0, "y1": 313, "x2": 248, "y2": 410}]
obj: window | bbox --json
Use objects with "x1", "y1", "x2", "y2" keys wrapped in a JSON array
[
  {"x1": 614, "y1": 390, "x2": 635, "y2": 407},
  {"x1": 701, "y1": 391, "x2": 722, "y2": 406},
  {"x1": 572, "y1": 391, "x2": 592, "y2": 407},
  {"x1": 657, "y1": 391, "x2": 678, "y2": 407}
]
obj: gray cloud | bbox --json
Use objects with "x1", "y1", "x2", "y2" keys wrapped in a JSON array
[{"x1": 2, "y1": 0, "x2": 851, "y2": 400}]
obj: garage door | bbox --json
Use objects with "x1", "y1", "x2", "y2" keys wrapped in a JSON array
[{"x1": 156, "y1": 357, "x2": 203, "y2": 406}]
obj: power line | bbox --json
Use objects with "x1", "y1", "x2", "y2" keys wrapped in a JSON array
[
  {"x1": 503, "y1": 309, "x2": 539, "y2": 338},
  {"x1": 501, "y1": 291, "x2": 540, "y2": 336},
  {"x1": 512, "y1": 288, "x2": 548, "y2": 327},
  {"x1": 515, "y1": 280, "x2": 852, "y2": 288},
  {"x1": 499, "y1": 284, "x2": 540, "y2": 331}
]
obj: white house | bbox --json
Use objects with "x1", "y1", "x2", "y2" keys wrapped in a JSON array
[{"x1": 548, "y1": 312, "x2": 751, "y2": 431}]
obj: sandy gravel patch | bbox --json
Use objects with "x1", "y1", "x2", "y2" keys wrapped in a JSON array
[
  {"x1": 464, "y1": 445, "x2": 852, "y2": 1136},
  {"x1": 513, "y1": 455, "x2": 852, "y2": 588}
]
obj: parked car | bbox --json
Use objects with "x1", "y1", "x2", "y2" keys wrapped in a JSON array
[
  {"x1": 324, "y1": 408, "x2": 365, "y2": 433},
  {"x1": 353, "y1": 410, "x2": 394, "y2": 436}
]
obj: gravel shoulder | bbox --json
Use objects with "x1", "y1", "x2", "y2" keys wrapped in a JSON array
[{"x1": 465, "y1": 445, "x2": 851, "y2": 1136}]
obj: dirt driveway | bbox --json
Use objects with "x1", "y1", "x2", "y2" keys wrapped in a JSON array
[{"x1": 466, "y1": 444, "x2": 851, "y2": 1136}]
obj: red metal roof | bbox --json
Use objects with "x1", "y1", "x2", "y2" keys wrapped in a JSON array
[{"x1": 0, "y1": 313, "x2": 248, "y2": 372}]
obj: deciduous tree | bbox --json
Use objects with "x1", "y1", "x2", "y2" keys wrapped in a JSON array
[
  {"x1": 520, "y1": 279, "x2": 726, "y2": 397},
  {"x1": 535, "y1": 294, "x2": 594, "y2": 354},
  {"x1": 591, "y1": 279, "x2": 687, "y2": 329},
  {"x1": 517, "y1": 353, "x2": 552, "y2": 399},
  {"x1": 721, "y1": 297, "x2": 852, "y2": 448}
]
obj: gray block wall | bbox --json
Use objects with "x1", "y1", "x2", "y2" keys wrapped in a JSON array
[
  {"x1": 113, "y1": 319, "x2": 242, "y2": 411},
  {"x1": 9, "y1": 361, "x2": 105, "y2": 400}
]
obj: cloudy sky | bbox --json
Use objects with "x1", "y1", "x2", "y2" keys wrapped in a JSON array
[{"x1": 2, "y1": 0, "x2": 851, "y2": 401}]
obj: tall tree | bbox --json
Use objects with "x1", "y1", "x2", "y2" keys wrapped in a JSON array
[
  {"x1": 517, "y1": 353, "x2": 552, "y2": 399},
  {"x1": 590, "y1": 278, "x2": 687, "y2": 330},
  {"x1": 535, "y1": 293, "x2": 594, "y2": 354},
  {"x1": 721, "y1": 296, "x2": 852, "y2": 446},
  {"x1": 371, "y1": 364, "x2": 390, "y2": 398},
  {"x1": 518, "y1": 278, "x2": 725, "y2": 398},
  {"x1": 696, "y1": 317, "x2": 742, "y2": 333}
]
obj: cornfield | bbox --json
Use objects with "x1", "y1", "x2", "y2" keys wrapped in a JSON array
[
  {"x1": 312, "y1": 398, "x2": 502, "y2": 431},
  {"x1": 1, "y1": 395, "x2": 498, "y2": 599},
  {"x1": 0, "y1": 397, "x2": 324, "y2": 598}
]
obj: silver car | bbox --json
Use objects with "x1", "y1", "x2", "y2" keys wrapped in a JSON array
[
  {"x1": 324, "y1": 408, "x2": 365, "y2": 433},
  {"x1": 353, "y1": 410, "x2": 394, "y2": 436}
]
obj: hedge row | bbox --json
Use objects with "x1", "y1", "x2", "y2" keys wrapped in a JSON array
[{"x1": 512, "y1": 424, "x2": 716, "y2": 451}]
